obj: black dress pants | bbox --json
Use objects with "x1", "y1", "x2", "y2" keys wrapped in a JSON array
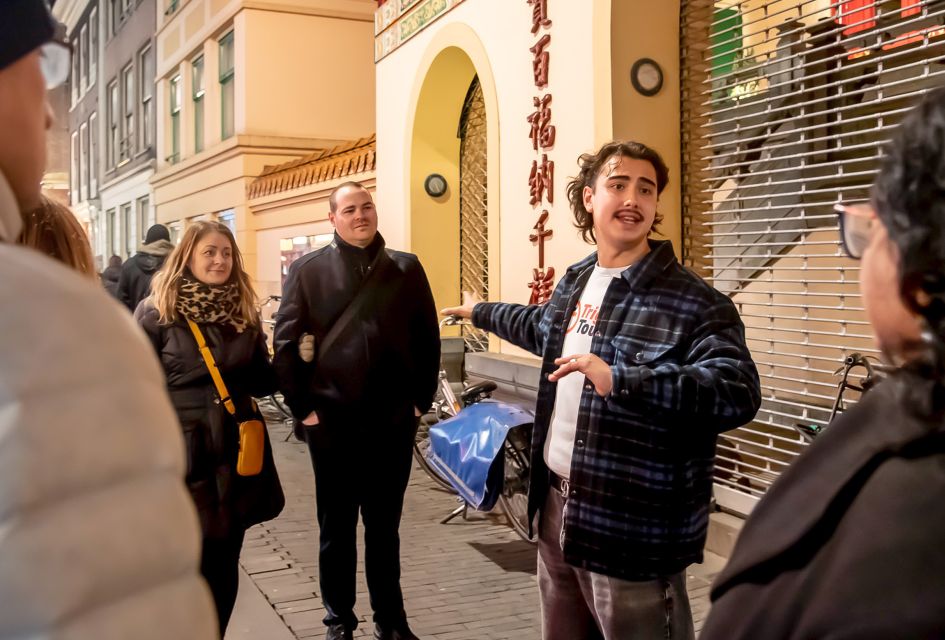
[
  {"x1": 305, "y1": 413, "x2": 417, "y2": 631},
  {"x1": 200, "y1": 527, "x2": 246, "y2": 634}
]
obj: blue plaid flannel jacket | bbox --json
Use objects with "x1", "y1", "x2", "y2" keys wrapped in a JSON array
[{"x1": 473, "y1": 240, "x2": 760, "y2": 580}]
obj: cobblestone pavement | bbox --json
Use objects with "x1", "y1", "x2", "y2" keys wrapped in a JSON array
[{"x1": 243, "y1": 403, "x2": 721, "y2": 639}]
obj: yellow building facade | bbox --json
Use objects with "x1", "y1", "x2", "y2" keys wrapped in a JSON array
[{"x1": 151, "y1": 0, "x2": 377, "y2": 294}]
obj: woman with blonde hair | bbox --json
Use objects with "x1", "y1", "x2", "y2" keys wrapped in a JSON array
[
  {"x1": 18, "y1": 194, "x2": 96, "y2": 277},
  {"x1": 135, "y1": 220, "x2": 284, "y2": 632}
]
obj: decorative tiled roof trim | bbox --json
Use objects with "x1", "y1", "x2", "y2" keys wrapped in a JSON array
[{"x1": 248, "y1": 134, "x2": 376, "y2": 199}]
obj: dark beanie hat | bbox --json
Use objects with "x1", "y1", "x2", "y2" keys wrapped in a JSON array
[
  {"x1": 144, "y1": 224, "x2": 171, "y2": 244},
  {"x1": 0, "y1": 1, "x2": 56, "y2": 72}
]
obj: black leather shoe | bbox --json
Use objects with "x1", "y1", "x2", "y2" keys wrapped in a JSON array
[
  {"x1": 326, "y1": 623, "x2": 353, "y2": 640},
  {"x1": 373, "y1": 622, "x2": 420, "y2": 640}
]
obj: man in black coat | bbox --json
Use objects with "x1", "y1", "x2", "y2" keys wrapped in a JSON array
[
  {"x1": 117, "y1": 223, "x2": 173, "y2": 312},
  {"x1": 273, "y1": 181, "x2": 440, "y2": 640}
]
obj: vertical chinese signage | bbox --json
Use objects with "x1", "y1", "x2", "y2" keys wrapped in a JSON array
[{"x1": 526, "y1": 0, "x2": 556, "y2": 304}]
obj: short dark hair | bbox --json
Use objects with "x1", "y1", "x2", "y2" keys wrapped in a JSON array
[
  {"x1": 566, "y1": 140, "x2": 669, "y2": 244},
  {"x1": 329, "y1": 181, "x2": 368, "y2": 213}
]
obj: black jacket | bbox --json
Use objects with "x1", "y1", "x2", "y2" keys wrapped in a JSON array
[
  {"x1": 701, "y1": 374, "x2": 945, "y2": 639},
  {"x1": 100, "y1": 265, "x2": 121, "y2": 298},
  {"x1": 273, "y1": 233, "x2": 440, "y2": 424},
  {"x1": 136, "y1": 300, "x2": 283, "y2": 539},
  {"x1": 119, "y1": 239, "x2": 173, "y2": 312}
]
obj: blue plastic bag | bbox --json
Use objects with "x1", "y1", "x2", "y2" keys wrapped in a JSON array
[{"x1": 426, "y1": 400, "x2": 534, "y2": 511}]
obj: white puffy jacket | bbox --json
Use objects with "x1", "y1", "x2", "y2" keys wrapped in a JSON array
[{"x1": 0, "y1": 174, "x2": 218, "y2": 639}]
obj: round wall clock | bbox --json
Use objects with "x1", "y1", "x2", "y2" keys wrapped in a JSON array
[
  {"x1": 630, "y1": 58, "x2": 664, "y2": 97},
  {"x1": 424, "y1": 173, "x2": 448, "y2": 198}
]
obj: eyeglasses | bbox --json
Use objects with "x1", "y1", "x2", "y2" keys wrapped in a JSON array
[
  {"x1": 39, "y1": 40, "x2": 72, "y2": 90},
  {"x1": 834, "y1": 202, "x2": 876, "y2": 260}
]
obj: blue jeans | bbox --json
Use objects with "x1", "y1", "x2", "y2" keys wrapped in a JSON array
[{"x1": 537, "y1": 486, "x2": 695, "y2": 640}]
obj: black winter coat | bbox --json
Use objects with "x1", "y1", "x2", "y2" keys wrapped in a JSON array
[
  {"x1": 273, "y1": 233, "x2": 440, "y2": 425},
  {"x1": 100, "y1": 265, "x2": 121, "y2": 298},
  {"x1": 701, "y1": 374, "x2": 945, "y2": 639},
  {"x1": 119, "y1": 241, "x2": 172, "y2": 312},
  {"x1": 136, "y1": 300, "x2": 284, "y2": 539}
]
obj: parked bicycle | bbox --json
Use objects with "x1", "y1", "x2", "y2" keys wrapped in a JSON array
[
  {"x1": 413, "y1": 316, "x2": 535, "y2": 542},
  {"x1": 794, "y1": 352, "x2": 885, "y2": 442}
]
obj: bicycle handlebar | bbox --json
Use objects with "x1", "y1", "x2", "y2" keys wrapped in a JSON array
[{"x1": 439, "y1": 315, "x2": 470, "y2": 329}]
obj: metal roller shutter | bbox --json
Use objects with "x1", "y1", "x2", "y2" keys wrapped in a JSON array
[{"x1": 680, "y1": 0, "x2": 944, "y2": 515}]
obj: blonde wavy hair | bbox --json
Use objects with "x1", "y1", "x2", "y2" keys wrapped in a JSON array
[
  {"x1": 149, "y1": 220, "x2": 259, "y2": 327},
  {"x1": 18, "y1": 194, "x2": 97, "y2": 278}
]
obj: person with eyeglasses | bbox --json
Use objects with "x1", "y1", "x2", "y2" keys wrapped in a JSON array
[
  {"x1": 700, "y1": 88, "x2": 945, "y2": 639},
  {"x1": 0, "y1": 1, "x2": 217, "y2": 637}
]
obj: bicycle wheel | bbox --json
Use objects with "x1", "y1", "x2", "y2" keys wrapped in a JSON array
[
  {"x1": 498, "y1": 423, "x2": 536, "y2": 542},
  {"x1": 413, "y1": 415, "x2": 456, "y2": 492}
]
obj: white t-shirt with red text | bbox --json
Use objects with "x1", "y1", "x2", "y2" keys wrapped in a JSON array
[{"x1": 544, "y1": 263, "x2": 629, "y2": 479}]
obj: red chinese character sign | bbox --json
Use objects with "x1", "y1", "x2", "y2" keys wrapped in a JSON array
[
  {"x1": 527, "y1": 211, "x2": 555, "y2": 304},
  {"x1": 525, "y1": 0, "x2": 556, "y2": 304},
  {"x1": 527, "y1": 94, "x2": 555, "y2": 150},
  {"x1": 527, "y1": 0, "x2": 551, "y2": 33}
]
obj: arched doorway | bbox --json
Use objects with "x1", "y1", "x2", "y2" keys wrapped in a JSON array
[{"x1": 458, "y1": 76, "x2": 489, "y2": 352}]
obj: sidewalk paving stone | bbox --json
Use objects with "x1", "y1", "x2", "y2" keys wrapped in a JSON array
[{"x1": 241, "y1": 405, "x2": 723, "y2": 639}]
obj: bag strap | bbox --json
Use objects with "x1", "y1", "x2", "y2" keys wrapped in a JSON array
[
  {"x1": 187, "y1": 319, "x2": 237, "y2": 416},
  {"x1": 317, "y1": 247, "x2": 394, "y2": 361}
]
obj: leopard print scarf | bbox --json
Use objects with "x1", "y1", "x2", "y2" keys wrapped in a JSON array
[{"x1": 176, "y1": 275, "x2": 248, "y2": 333}]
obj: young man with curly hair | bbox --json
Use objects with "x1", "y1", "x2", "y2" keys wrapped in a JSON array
[{"x1": 444, "y1": 140, "x2": 760, "y2": 640}]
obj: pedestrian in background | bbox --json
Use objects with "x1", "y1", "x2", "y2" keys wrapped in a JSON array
[
  {"x1": 18, "y1": 193, "x2": 96, "y2": 278},
  {"x1": 136, "y1": 220, "x2": 285, "y2": 633},
  {"x1": 274, "y1": 181, "x2": 440, "y2": 640},
  {"x1": 119, "y1": 222, "x2": 173, "y2": 312},
  {"x1": 0, "y1": 2, "x2": 217, "y2": 638},
  {"x1": 101, "y1": 253, "x2": 123, "y2": 297},
  {"x1": 700, "y1": 87, "x2": 945, "y2": 640}
]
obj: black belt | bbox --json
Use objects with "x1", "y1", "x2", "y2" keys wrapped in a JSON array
[{"x1": 549, "y1": 472, "x2": 571, "y2": 497}]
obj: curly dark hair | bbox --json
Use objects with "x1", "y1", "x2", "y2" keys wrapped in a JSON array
[
  {"x1": 872, "y1": 86, "x2": 945, "y2": 415},
  {"x1": 565, "y1": 140, "x2": 669, "y2": 244}
]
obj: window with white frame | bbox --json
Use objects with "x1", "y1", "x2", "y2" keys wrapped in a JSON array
[
  {"x1": 89, "y1": 113, "x2": 98, "y2": 196},
  {"x1": 71, "y1": 37, "x2": 79, "y2": 105},
  {"x1": 106, "y1": 208, "x2": 117, "y2": 256},
  {"x1": 169, "y1": 74, "x2": 181, "y2": 163},
  {"x1": 139, "y1": 45, "x2": 153, "y2": 149},
  {"x1": 219, "y1": 32, "x2": 234, "y2": 140},
  {"x1": 193, "y1": 56, "x2": 205, "y2": 153},
  {"x1": 122, "y1": 202, "x2": 134, "y2": 257},
  {"x1": 80, "y1": 24, "x2": 88, "y2": 92},
  {"x1": 89, "y1": 8, "x2": 98, "y2": 85},
  {"x1": 137, "y1": 196, "x2": 150, "y2": 242},
  {"x1": 107, "y1": 80, "x2": 119, "y2": 167},
  {"x1": 121, "y1": 64, "x2": 134, "y2": 161},
  {"x1": 109, "y1": 0, "x2": 119, "y2": 36},
  {"x1": 79, "y1": 122, "x2": 89, "y2": 202},
  {"x1": 70, "y1": 132, "x2": 79, "y2": 204}
]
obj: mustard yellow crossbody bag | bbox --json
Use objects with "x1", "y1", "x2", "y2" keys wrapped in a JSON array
[{"x1": 187, "y1": 319, "x2": 265, "y2": 477}]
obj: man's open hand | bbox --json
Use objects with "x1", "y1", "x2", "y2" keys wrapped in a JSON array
[
  {"x1": 440, "y1": 290, "x2": 483, "y2": 320},
  {"x1": 549, "y1": 353, "x2": 614, "y2": 396}
]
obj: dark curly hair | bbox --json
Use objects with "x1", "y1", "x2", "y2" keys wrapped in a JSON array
[
  {"x1": 872, "y1": 86, "x2": 945, "y2": 416},
  {"x1": 565, "y1": 140, "x2": 669, "y2": 244}
]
